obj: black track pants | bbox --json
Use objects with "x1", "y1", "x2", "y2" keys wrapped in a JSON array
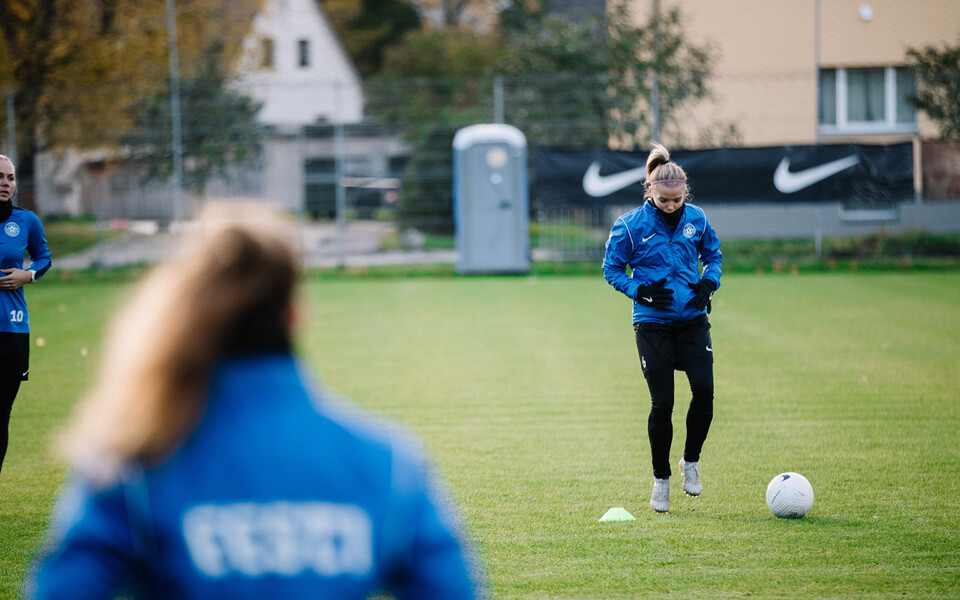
[
  {"x1": 0, "y1": 376, "x2": 23, "y2": 475},
  {"x1": 635, "y1": 317, "x2": 715, "y2": 480},
  {"x1": 0, "y1": 332, "x2": 29, "y2": 476}
]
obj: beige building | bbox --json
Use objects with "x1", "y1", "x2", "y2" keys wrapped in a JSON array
[{"x1": 629, "y1": 0, "x2": 960, "y2": 148}]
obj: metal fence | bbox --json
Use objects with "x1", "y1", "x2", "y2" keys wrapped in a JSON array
[{"x1": 1, "y1": 73, "x2": 958, "y2": 267}]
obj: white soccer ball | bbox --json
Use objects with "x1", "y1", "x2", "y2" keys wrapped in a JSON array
[{"x1": 765, "y1": 472, "x2": 814, "y2": 519}]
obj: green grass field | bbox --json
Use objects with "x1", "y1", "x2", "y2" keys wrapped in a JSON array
[{"x1": 1, "y1": 271, "x2": 958, "y2": 599}]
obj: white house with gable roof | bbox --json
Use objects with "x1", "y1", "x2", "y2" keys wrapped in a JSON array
[
  {"x1": 234, "y1": 0, "x2": 364, "y2": 126},
  {"x1": 229, "y1": 0, "x2": 369, "y2": 215},
  {"x1": 36, "y1": 0, "x2": 370, "y2": 219}
]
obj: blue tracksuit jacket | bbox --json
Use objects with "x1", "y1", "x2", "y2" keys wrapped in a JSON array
[
  {"x1": 26, "y1": 355, "x2": 485, "y2": 600},
  {"x1": 603, "y1": 201, "x2": 722, "y2": 324},
  {"x1": 0, "y1": 207, "x2": 52, "y2": 333}
]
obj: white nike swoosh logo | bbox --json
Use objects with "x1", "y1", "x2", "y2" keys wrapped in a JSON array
[
  {"x1": 642, "y1": 234, "x2": 655, "y2": 242},
  {"x1": 706, "y1": 346, "x2": 712, "y2": 352},
  {"x1": 641, "y1": 297, "x2": 653, "y2": 303},
  {"x1": 773, "y1": 155, "x2": 860, "y2": 194},
  {"x1": 582, "y1": 161, "x2": 647, "y2": 197}
]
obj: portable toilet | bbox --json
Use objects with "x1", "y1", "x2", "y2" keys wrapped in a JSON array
[{"x1": 453, "y1": 124, "x2": 529, "y2": 274}]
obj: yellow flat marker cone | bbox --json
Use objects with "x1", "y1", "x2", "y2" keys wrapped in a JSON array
[{"x1": 599, "y1": 507, "x2": 636, "y2": 522}]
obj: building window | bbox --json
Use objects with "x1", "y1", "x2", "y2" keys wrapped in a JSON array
[
  {"x1": 260, "y1": 38, "x2": 275, "y2": 69},
  {"x1": 819, "y1": 67, "x2": 916, "y2": 135},
  {"x1": 847, "y1": 68, "x2": 885, "y2": 122},
  {"x1": 895, "y1": 68, "x2": 917, "y2": 124},
  {"x1": 298, "y1": 39, "x2": 310, "y2": 68}
]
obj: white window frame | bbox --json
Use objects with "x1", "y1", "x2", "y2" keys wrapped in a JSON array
[{"x1": 819, "y1": 66, "x2": 916, "y2": 136}]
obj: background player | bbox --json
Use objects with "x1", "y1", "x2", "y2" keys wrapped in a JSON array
[
  {"x1": 602, "y1": 143, "x2": 722, "y2": 513},
  {"x1": 0, "y1": 154, "x2": 52, "y2": 476}
]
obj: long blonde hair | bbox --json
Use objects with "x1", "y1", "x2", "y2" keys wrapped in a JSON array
[{"x1": 61, "y1": 203, "x2": 302, "y2": 482}]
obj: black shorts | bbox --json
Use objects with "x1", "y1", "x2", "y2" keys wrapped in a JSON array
[
  {"x1": 0, "y1": 332, "x2": 30, "y2": 382},
  {"x1": 633, "y1": 315, "x2": 712, "y2": 375}
]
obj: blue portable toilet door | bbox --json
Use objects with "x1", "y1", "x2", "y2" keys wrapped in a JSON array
[
  {"x1": 454, "y1": 124, "x2": 529, "y2": 274},
  {"x1": 460, "y1": 143, "x2": 524, "y2": 270}
]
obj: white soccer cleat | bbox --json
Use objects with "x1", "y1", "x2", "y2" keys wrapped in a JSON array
[
  {"x1": 680, "y1": 459, "x2": 702, "y2": 496},
  {"x1": 650, "y1": 478, "x2": 670, "y2": 513}
]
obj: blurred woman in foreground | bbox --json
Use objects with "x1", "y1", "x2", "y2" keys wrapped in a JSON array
[{"x1": 26, "y1": 204, "x2": 485, "y2": 599}]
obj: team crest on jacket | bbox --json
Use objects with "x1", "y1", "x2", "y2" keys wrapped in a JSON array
[
  {"x1": 682, "y1": 223, "x2": 696, "y2": 239},
  {"x1": 4, "y1": 222, "x2": 19, "y2": 237}
]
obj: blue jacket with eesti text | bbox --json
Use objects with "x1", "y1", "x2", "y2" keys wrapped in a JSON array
[
  {"x1": 26, "y1": 355, "x2": 486, "y2": 600},
  {"x1": 603, "y1": 201, "x2": 722, "y2": 324}
]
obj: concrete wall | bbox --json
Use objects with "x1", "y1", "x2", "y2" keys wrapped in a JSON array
[{"x1": 701, "y1": 199, "x2": 960, "y2": 241}]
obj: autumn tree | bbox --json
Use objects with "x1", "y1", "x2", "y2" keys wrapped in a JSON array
[
  {"x1": 497, "y1": 0, "x2": 737, "y2": 149},
  {"x1": 493, "y1": 9, "x2": 610, "y2": 148},
  {"x1": 411, "y1": 0, "x2": 503, "y2": 29},
  {"x1": 0, "y1": 0, "x2": 255, "y2": 207},
  {"x1": 122, "y1": 42, "x2": 263, "y2": 192},
  {"x1": 366, "y1": 0, "x2": 736, "y2": 230},
  {"x1": 321, "y1": 0, "x2": 421, "y2": 77},
  {"x1": 369, "y1": 28, "x2": 503, "y2": 233},
  {"x1": 906, "y1": 38, "x2": 960, "y2": 139},
  {"x1": 603, "y1": 0, "x2": 738, "y2": 149},
  {"x1": 0, "y1": 0, "x2": 128, "y2": 207}
]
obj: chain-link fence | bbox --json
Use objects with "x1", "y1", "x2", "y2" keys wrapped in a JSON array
[{"x1": 1, "y1": 73, "x2": 958, "y2": 267}]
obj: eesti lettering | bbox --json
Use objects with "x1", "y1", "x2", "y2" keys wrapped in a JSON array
[{"x1": 182, "y1": 501, "x2": 373, "y2": 578}]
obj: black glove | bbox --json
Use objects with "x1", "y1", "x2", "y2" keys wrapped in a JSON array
[
  {"x1": 689, "y1": 279, "x2": 717, "y2": 313},
  {"x1": 635, "y1": 278, "x2": 674, "y2": 310}
]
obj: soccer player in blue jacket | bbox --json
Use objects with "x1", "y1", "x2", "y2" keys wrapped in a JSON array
[
  {"x1": 602, "y1": 143, "x2": 722, "y2": 513},
  {"x1": 25, "y1": 204, "x2": 485, "y2": 599},
  {"x1": 0, "y1": 154, "x2": 52, "y2": 475}
]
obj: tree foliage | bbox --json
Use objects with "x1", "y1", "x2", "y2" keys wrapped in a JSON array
[
  {"x1": 374, "y1": 0, "x2": 732, "y2": 148},
  {"x1": 493, "y1": 11, "x2": 610, "y2": 148},
  {"x1": 604, "y1": 0, "x2": 731, "y2": 149},
  {"x1": 906, "y1": 38, "x2": 960, "y2": 140},
  {"x1": 0, "y1": 0, "x2": 126, "y2": 205},
  {"x1": 321, "y1": 0, "x2": 421, "y2": 77},
  {"x1": 0, "y1": 0, "x2": 254, "y2": 206},
  {"x1": 413, "y1": 0, "x2": 503, "y2": 29},
  {"x1": 378, "y1": 28, "x2": 503, "y2": 79},
  {"x1": 121, "y1": 44, "x2": 263, "y2": 192},
  {"x1": 369, "y1": 0, "x2": 734, "y2": 232},
  {"x1": 369, "y1": 28, "x2": 504, "y2": 234},
  {"x1": 495, "y1": 15, "x2": 606, "y2": 76}
]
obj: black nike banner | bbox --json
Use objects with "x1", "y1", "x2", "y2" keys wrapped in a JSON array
[{"x1": 532, "y1": 143, "x2": 914, "y2": 207}]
